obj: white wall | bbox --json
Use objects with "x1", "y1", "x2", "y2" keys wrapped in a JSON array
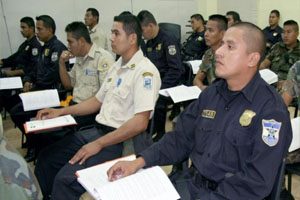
[
  {"x1": 1, "y1": 0, "x2": 300, "y2": 59},
  {"x1": 0, "y1": 0, "x2": 199, "y2": 58}
]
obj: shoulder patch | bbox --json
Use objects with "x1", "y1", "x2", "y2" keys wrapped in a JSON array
[
  {"x1": 51, "y1": 52, "x2": 58, "y2": 62},
  {"x1": 143, "y1": 72, "x2": 153, "y2": 89},
  {"x1": 168, "y1": 45, "x2": 176, "y2": 55},
  {"x1": 32, "y1": 48, "x2": 38, "y2": 56},
  {"x1": 262, "y1": 119, "x2": 281, "y2": 147}
]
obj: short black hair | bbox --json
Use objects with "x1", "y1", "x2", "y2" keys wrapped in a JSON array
[
  {"x1": 20, "y1": 17, "x2": 35, "y2": 29},
  {"x1": 209, "y1": 14, "x2": 228, "y2": 31},
  {"x1": 190, "y1": 14, "x2": 205, "y2": 23},
  {"x1": 36, "y1": 15, "x2": 56, "y2": 34},
  {"x1": 86, "y1": 8, "x2": 99, "y2": 23},
  {"x1": 65, "y1": 21, "x2": 92, "y2": 44},
  {"x1": 114, "y1": 14, "x2": 142, "y2": 47},
  {"x1": 232, "y1": 22, "x2": 266, "y2": 63},
  {"x1": 137, "y1": 10, "x2": 157, "y2": 26},
  {"x1": 226, "y1": 11, "x2": 241, "y2": 23},
  {"x1": 119, "y1": 11, "x2": 132, "y2": 16},
  {"x1": 270, "y1": 9, "x2": 280, "y2": 17},
  {"x1": 284, "y1": 20, "x2": 299, "y2": 32}
]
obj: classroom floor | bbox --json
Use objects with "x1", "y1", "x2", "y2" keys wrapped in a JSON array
[{"x1": 2, "y1": 108, "x2": 300, "y2": 200}]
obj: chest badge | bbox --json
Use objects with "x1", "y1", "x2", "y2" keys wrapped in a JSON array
[
  {"x1": 239, "y1": 110, "x2": 256, "y2": 127},
  {"x1": 156, "y1": 43, "x2": 162, "y2": 51},
  {"x1": 201, "y1": 109, "x2": 216, "y2": 119}
]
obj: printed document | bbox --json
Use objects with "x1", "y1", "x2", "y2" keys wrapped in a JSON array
[
  {"x1": 76, "y1": 155, "x2": 180, "y2": 200},
  {"x1": 0, "y1": 77, "x2": 23, "y2": 90},
  {"x1": 24, "y1": 115, "x2": 77, "y2": 133},
  {"x1": 159, "y1": 85, "x2": 201, "y2": 103},
  {"x1": 259, "y1": 69, "x2": 278, "y2": 85},
  {"x1": 187, "y1": 60, "x2": 202, "y2": 74},
  {"x1": 19, "y1": 89, "x2": 60, "y2": 111}
]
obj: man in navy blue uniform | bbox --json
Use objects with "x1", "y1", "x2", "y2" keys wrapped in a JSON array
[
  {"x1": 263, "y1": 10, "x2": 283, "y2": 54},
  {"x1": 9, "y1": 15, "x2": 68, "y2": 162},
  {"x1": 137, "y1": 10, "x2": 183, "y2": 141},
  {"x1": 108, "y1": 22, "x2": 293, "y2": 200},
  {"x1": 0, "y1": 17, "x2": 40, "y2": 78},
  {"x1": 0, "y1": 17, "x2": 41, "y2": 112},
  {"x1": 181, "y1": 14, "x2": 207, "y2": 61}
]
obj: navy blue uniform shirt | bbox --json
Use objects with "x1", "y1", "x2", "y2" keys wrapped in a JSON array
[
  {"x1": 140, "y1": 72, "x2": 292, "y2": 199},
  {"x1": 27, "y1": 35, "x2": 67, "y2": 89},
  {"x1": 1, "y1": 36, "x2": 41, "y2": 81},
  {"x1": 142, "y1": 29, "x2": 183, "y2": 89},
  {"x1": 182, "y1": 31, "x2": 208, "y2": 61},
  {"x1": 263, "y1": 26, "x2": 283, "y2": 48}
]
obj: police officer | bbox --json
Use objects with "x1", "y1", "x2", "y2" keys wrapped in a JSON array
[
  {"x1": 34, "y1": 14, "x2": 161, "y2": 200},
  {"x1": 137, "y1": 10, "x2": 183, "y2": 141},
  {"x1": 0, "y1": 17, "x2": 41, "y2": 112},
  {"x1": 193, "y1": 14, "x2": 227, "y2": 90},
  {"x1": 263, "y1": 10, "x2": 283, "y2": 54},
  {"x1": 0, "y1": 17, "x2": 40, "y2": 78},
  {"x1": 59, "y1": 21, "x2": 114, "y2": 127},
  {"x1": 84, "y1": 8, "x2": 109, "y2": 50},
  {"x1": 9, "y1": 15, "x2": 68, "y2": 162},
  {"x1": 181, "y1": 14, "x2": 208, "y2": 61},
  {"x1": 260, "y1": 20, "x2": 300, "y2": 87},
  {"x1": 226, "y1": 11, "x2": 241, "y2": 27},
  {"x1": 108, "y1": 22, "x2": 292, "y2": 200}
]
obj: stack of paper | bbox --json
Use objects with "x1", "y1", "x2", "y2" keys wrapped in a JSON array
[
  {"x1": 159, "y1": 85, "x2": 201, "y2": 103},
  {"x1": 289, "y1": 117, "x2": 300, "y2": 152},
  {"x1": 0, "y1": 77, "x2": 23, "y2": 90},
  {"x1": 24, "y1": 115, "x2": 77, "y2": 134},
  {"x1": 19, "y1": 89, "x2": 60, "y2": 111},
  {"x1": 76, "y1": 155, "x2": 180, "y2": 200},
  {"x1": 187, "y1": 60, "x2": 202, "y2": 74},
  {"x1": 259, "y1": 69, "x2": 278, "y2": 85}
]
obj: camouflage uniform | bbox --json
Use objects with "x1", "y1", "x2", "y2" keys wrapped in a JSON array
[
  {"x1": 68, "y1": 44, "x2": 114, "y2": 103},
  {"x1": 282, "y1": 61, "x2": 300, "y2": 164},
  {"x1": 0, "y1": 116, "x2": 41, "y2": 200},
  {"x1": 266, "y1": 41, "x2": 300, "y2": 81},
  {"x1": 198, "y1": 48, "x2": 216, "y2": 85}
]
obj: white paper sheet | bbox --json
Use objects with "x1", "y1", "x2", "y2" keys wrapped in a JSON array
[
  {"x1": 0, "y1": 77, "x2": 23, "y2": 90},
  {"x1": 24, "y1": 115, "x2": 77, "y2": 133},
  {"x1": 259, "y1": 69, "x2": 278, "y2": 85},
  {"x1": 289, "y1": 117, "x2": 300, "y2": 152},
  {"x1": 159, "y1": 85, "x2": 201, "y2": 103},
  {"x1": 76, "y1": 155, "x2": 180, "y2": 200},
  {"x1": 19, "y1": 89, "x2": 60, "y2": 111},
  {"x1": 187, "y1": 60, "x2": 202, "y2": 74}
]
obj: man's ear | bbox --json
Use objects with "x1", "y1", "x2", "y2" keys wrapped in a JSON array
[
  {"x1": 129, "y1": 33, "x2": 137, "y2": 45},
  {"x1": 248, "y1": 52, "x2": 260, "y2": 68}
]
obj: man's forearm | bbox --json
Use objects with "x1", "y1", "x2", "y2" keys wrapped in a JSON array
[{"x1": 59, "y1": 62, "x2": 72, "y2": 89}]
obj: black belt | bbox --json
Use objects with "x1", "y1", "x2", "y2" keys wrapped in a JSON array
[{"x1": 194, "y1": 172, "x2": 218, "y2": 191}]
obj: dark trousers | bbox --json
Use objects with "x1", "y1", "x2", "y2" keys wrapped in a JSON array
[
  {"x1": 153, "y1": 96, "x2": 169, "y2": 136},
  {"x1": 34, "y1": 124, "x2": 123, "y2": 200}
]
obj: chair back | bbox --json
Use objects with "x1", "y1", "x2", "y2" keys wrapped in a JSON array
[{"x1": 158, "y1": 23, "x2": 181, "y2": 44}]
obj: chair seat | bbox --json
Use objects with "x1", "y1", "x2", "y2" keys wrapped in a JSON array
[
  {"x1": 286, "y1": 162, "x2": 300, "y2": 175},
  {"x1": 285, "y1": 162, "x2": 300, "y2": 194}
]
